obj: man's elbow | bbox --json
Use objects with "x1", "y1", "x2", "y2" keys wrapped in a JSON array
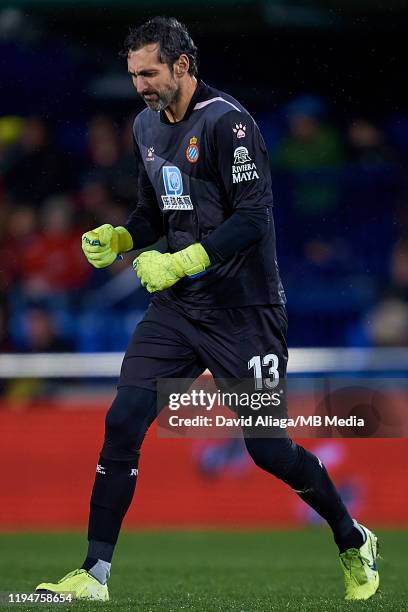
[{"x1": 245, "y1": 209, "x2": 270, "y2": 243}]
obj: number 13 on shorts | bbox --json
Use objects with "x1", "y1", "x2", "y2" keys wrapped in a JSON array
[{"x1": 248, "y1": 354, "x2": 280, "y2": 390}]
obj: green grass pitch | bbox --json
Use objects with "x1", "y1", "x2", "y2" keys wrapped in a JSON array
[{"x1": 0, "y1": 530, "x2": 406, "y2": 611}]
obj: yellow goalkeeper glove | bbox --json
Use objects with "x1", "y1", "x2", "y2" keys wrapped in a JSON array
[
  {"x1": 133, "y1": 243, "x2": 210, "y2": 293},
  {"x1": 81, "y1": 224, "x2": 133, "y2": 268}
]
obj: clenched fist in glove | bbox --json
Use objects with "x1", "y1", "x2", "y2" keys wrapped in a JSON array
[
  {"x1": 82, "y1": 224, "x2": 133, "y2": 268},
  {"x1": 133, "y1": 243, "x2": 210, "y2": 293}
]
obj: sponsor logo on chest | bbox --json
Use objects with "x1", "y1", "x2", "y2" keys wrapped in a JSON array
[{"x1": 161, "y1": 166, "x2": 194, "y2": 210}]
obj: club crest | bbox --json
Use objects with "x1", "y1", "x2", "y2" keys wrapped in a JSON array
[{"x1": 186, "y1": 136, "x2": 199, "y2": 163}]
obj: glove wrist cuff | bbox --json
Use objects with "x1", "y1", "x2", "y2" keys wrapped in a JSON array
[
  {"x1": 175, "y1": 244, "x2": 211, "y2": 277},
  {"x1": 115, "y1": 226, "x2": 133, "y2": 253}
]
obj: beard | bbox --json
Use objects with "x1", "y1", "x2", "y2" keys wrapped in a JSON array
[{"x1": 141, "y1": 82, "x2": 179, "y2": 111}]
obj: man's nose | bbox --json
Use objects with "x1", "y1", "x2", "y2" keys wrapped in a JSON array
[{"x1": 136, "y1": 76, "x2": 147, "y2": 94}]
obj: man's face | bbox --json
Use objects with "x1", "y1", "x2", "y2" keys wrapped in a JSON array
[{"x1": 127, "y1": 44, "x2": 179, "y2": 111}]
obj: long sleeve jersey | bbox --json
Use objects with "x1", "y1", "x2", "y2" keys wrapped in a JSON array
[{"x1": 125, "y1": 80, "x2": 286, "y2": 309}]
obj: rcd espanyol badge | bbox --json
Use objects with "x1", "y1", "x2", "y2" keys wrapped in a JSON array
[{"x1": 186, "y1": 136, "x2": 199, "y2": 163}]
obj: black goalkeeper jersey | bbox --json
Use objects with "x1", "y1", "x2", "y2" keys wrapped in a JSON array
[{"x1": 124, "y1": 80, "x2": 286, "y2": 309}]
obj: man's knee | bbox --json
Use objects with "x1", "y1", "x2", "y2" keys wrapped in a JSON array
[{"x1": 101, "y1": 386, "x2": 156, "y2": 461}]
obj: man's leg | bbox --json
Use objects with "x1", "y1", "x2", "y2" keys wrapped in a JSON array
[
  {"x1": 82, "y1": 386, "x2": 157, "y2": 584},
  {"x1": 243, "y1": 435, "x2": 379, "y2": 600},
  {"x1": 81, "y1": 298, "x2": 203, "y2": 584},
  {"x1": 36, "y1": 299, "x2": 203, "y2": 599},
  {"x1": 35, "y1": 387, "x2": 157, "y2": 599},
  {"x1": 198, "y1": 304, "x2": 379, "y2": 600},
  {"x1": 199, "y1": 303, "x2": 363, "y2": 551},
  {"x1": 243, "y1": 436, "x2": 364, "y2": 551}
]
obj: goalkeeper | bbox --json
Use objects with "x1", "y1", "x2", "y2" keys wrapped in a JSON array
[{"x1": 36, "y1": 16, "x2": 379, "y2": 603}]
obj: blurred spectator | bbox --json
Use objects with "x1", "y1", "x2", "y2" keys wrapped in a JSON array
[
  {"x1": 346, "y1": 119, "x2": 392, "y2": 166},
  {"x1": 112, "y1": 117, "x2": 139, "y2": 205},
  {"x1": 85, "y1": 116, "x2": 121, "y2": 195},
  {"x1": 0, "y1": 115, "x2": 23, "y2": 174},
  {"x1": 2, "y1": 116, "x2": 73, "y2": 205},
  {"x1": 364, "y1": 298, "x2": 408, "y2": 347},
  {"x1": 275, "y1": 95, "x2": 344, "y2": 170},
  {"x1": 347, "y1": 237, "x2": 408, "y2": 347},
  {"x1": 87, "y1": 116, "x2": 119, "y2": 170},
  {"x1": 273, "y1": 95, "x2": 344, "y2": 218},
  {"x1": 0, "y1": 303, "x2": 15, "y2": 352},
  {"x1": 390, "y1": 239, "x2": 408, "y2": 295},
  {"x1": 18, "y1": 194, "x2": 90, "y2": 299},
  {"x1": 0, "y1": 116, "x2": 23, "y2": 147},
  {"x1": 2, "y1": 307, "x2": 73, "y2": 404},
  {"x1": 19, "y1": 307, "x2": 73, "y2": 352},
  {"x1": 78, "y1": 179, "x2": 118, "y2": 226},
  {"x1": 84, "y1": 115, "x2": 138, "y2": 207},
  {"x1": 0, "y1": 204, "x2": 37, "y2": 293}
]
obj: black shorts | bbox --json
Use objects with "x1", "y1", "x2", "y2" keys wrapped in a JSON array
[{"x1": 118, "y1": 297, "x2": 288, "y2": 392}]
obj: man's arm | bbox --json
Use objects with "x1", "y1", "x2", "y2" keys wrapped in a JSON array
[
  {"x1": 133, "y1": 110, "x2": 272, "y2": 292},
  {"x1": 82, "y1": 135, "x2": 164, "y2": 268},
  {"x1": 201, "y1": 109, "x2": 271, "y2": 263}
]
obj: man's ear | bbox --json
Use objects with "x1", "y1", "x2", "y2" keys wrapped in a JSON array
[{"x1": 174, "y1": 54, "x2": 190, "y2": 77}]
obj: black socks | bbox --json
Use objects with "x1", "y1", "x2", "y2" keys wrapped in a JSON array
[
  {"x1": 81, "y1": 455, "x2": 139, "y2": 584},
  {"x1": 335, "y1": 520, "x2": 366, "y2": 553},
  {"x1": 88, "y1": 456, "x2": 139, "y2": 545}
]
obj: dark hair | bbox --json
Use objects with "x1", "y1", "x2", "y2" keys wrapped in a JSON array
[{"x1": 121, "y1": 16, "x2": 198, "y2": 76}]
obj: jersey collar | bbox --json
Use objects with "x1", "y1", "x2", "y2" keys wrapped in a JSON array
[{"x1": 160, "y1": 80, "x2": 209, "y2": 125}]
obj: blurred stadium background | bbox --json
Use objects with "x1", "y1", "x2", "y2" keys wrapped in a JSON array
[{"x1": 1, "y1": 0, "x2": 408, "y2": 550}]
